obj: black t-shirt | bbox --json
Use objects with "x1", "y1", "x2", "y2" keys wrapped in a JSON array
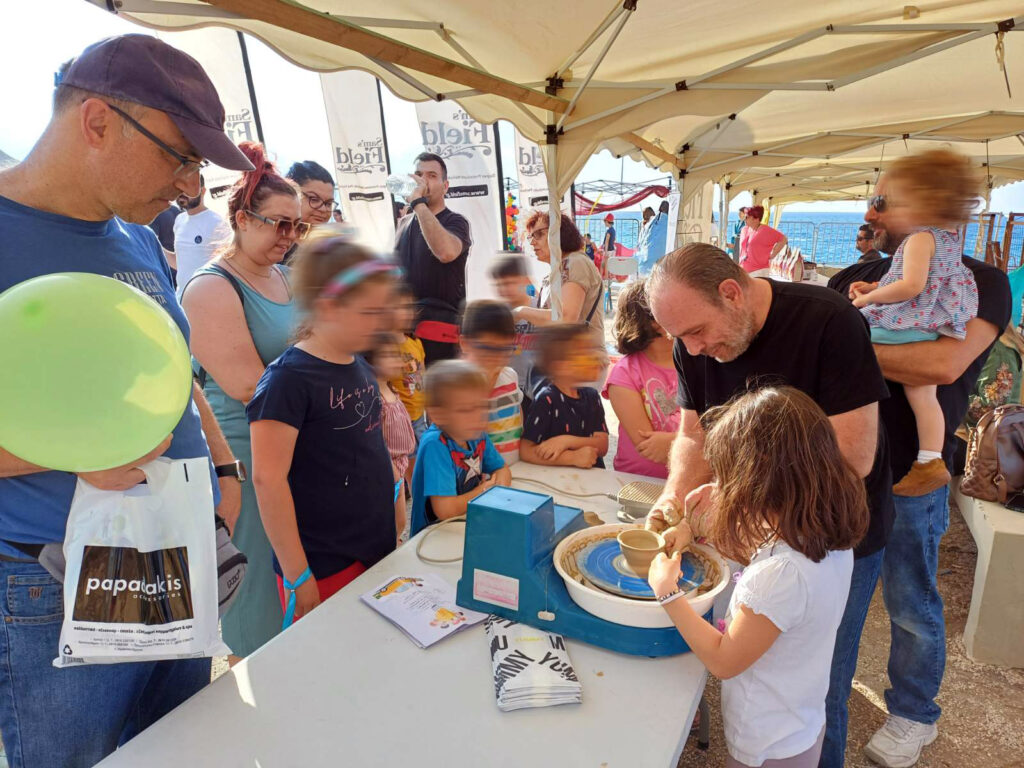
[
  {"x1": 396, "y1": 208, "x2": 472, "y2": 309},
  {"x1": 828, "y1": 256, "x2": 1012, "y2": 478},
  {"x1": 148, "y1": 204, "x2": 180, "y2": 252},
  {"x1": 247, "y1": 347, "x2": 397, "y2": 579},
  {"x1": 674, "y1": 279, "x2": 893, "y2": 559},
  {"x1": 523, "y1": 384, "x2": 609, "y2": 468}
]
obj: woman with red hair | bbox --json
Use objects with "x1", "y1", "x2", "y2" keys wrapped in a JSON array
[
  {"x1": 515, "y1": 211, "x2": 607, "y2": 390},
  {"x1": 738, "y1": 205, "x2": 787, "y2": 274},
  {"x1": 181, "y1": 141, "x2": 310, "y2": 662}
]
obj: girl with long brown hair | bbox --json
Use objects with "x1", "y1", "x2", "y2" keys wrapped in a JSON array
[{"x1": 648, "y1": 386, "x2": 868, "y2": 768}]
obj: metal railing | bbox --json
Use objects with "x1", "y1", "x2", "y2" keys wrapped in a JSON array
[{"x1": 578, "y1": 216, "x2": 641, "y2": 250}]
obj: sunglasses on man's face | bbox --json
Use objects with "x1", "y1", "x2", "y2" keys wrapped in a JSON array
[
  {"x1": 868, "y1": 194, "x2": 887, "y2": 213},
  {"x1": 244, "y1": 210, "x2": 312, "y2": 240}
]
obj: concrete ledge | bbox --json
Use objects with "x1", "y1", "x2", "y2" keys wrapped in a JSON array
[{"x1": 951, "y1": 479, "x2": 1024, "y2": 669}]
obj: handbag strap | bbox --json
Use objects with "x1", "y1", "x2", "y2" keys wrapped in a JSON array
[{"x1": 193, "y1": 264, "x2": 246, "y2": 391}]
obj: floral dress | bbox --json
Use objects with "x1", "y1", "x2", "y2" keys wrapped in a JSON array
[{"x1": 861, "y1": 227, "x2": 978, "y2": 340}]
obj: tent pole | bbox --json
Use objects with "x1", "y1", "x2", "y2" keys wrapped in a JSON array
[
  {"x1": 236, "y1": 32, "x2": 265, "y2": 145},
  {"x1": 719, "y1": 181, "x2": 729, "y2": 256},
  {"x1": 543, "y1": 140, "x2": 563, "y2": 320}
]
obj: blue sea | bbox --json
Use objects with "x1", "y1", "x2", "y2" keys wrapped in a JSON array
[{"x1": 577, "y1": 210, "x2": 1019, "y2": 269}]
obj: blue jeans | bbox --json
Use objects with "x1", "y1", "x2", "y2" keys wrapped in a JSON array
[
  {"x1": 0, "y1": 559, "x2": 210, "y2": 767},
  {"x1": 882, "y1": 487, "x2": 949, "y2": 725},
  {"x1": 819, "y1": 549, "x2": 884, "y2": 768}
]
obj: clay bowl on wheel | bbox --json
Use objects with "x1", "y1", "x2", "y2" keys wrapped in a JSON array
[{"x1": 616, "y1": 528, "x2": 666, "y2": 578}]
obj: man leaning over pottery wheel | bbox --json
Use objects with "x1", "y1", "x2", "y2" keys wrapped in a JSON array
[{"x1": 643, "y1": 243, "x2": 894, "y2": 767}]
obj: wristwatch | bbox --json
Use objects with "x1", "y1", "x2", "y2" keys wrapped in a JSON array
[
  {"x1": 409, "y1": 197, "x2": 429, "y2": 211},
  {"x1": 215, "y1": 460, "x2": 248, "y2": 483}
]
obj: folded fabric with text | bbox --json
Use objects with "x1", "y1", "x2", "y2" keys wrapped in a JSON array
[{"x1": 485, "y1": 615, "x2": 582, "y2": 711}]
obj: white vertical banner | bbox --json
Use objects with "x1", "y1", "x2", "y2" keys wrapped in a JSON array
[
  {"x1": 666, "y1": 191, "x2": 682, "y2": 251},
  {"x1": 156, "y1": 28, "x2": 258, "y2": 218},
  {"x1": 320, "y1": 72, "x2": 395, "y2": 253},
  {"x1": 415, "y1": 102, "x2": 503, "y2": 301},
  {"x1": 513, "y1": 131, "x2": 563, "y2": 210}
]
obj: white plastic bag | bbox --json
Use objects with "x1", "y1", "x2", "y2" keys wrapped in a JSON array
[{"x1": 54, "y1": 457, "x2": 229, "y2": 667}]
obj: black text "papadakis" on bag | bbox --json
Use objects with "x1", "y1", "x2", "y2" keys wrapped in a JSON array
[{"x1": 72, "y1": 545, "x2": 194, "y2": 625}]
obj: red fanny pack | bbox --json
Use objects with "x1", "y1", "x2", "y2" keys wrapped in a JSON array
[{"x1": 414, "y1": 320, "x2": 460, "y2": 344}]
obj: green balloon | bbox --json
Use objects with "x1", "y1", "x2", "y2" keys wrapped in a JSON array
[{"x1": 0, "y1": 272, "x2": 192, "y2": 472}]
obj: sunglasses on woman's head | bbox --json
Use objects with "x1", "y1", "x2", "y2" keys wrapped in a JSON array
[{"x1": 244, "y1": 210, "x2": 312, "y2": 239}]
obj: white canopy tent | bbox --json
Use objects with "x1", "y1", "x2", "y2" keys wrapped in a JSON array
[{"x1": 87, "y1": 0, "x2": 1024, "y2": 310}]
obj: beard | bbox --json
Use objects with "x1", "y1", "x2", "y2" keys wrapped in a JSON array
[
  {"x1": 711, "y1": 304, "x2": 757, "y2": 363},
  {"x1": 873, "y1": 227, "x2": 905, "y2": 256},
  {"x1": 184, "y1": 194, "x2": 203, "y2": 210}
]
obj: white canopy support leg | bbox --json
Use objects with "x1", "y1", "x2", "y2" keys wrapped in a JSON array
[
  {"x1": 543, "y1": 140, "x2": 563, "y2": 320},
  {"x1": 719, "y1": 180, "x2": 730, "y2": 258}
]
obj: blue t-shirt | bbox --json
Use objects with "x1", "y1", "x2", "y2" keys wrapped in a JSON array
[
  {"x1": 604, "y1": 226, "x2": 616, "y2": 252},
  {"x1": 246, "y1": 346, "x2": 395, "y2": 578},
  {"x1": 522, "y1": 384, "x2": 608, "y2": 468},
  {"x1": 410, "y1": 425, "x2": 504, "y2": 537},
  {"x1": 0, "y1": 194, "x2": 217, "y2": 557}
]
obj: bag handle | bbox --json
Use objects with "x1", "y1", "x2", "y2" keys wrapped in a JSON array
[{"x1": 193, "y1": 265, "x2": 246, "y2": 391}]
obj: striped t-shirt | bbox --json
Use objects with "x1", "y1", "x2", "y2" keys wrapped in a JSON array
[{"x1": 488, "y1": 367, "x2": 523, "y2": 465}]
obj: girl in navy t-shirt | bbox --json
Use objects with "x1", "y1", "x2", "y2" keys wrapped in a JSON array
[{"x1": 248, "y1": 236, "x2": 398, "y2": 626}]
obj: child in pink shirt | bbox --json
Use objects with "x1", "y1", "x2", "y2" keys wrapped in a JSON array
[{"x1": 602, "y1": 280, "x2": 680, "y2": 477}]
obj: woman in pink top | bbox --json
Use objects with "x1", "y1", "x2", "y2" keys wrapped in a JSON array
[
  {"x1": 738, "y1": 205, "x2": 787, "y2": 274},
  {"x1": 602, "y1": 281, "x2": 680, "y2": 478}
]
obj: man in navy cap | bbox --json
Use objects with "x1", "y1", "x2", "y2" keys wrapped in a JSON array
[{"x1": 0, "y1": 35, "x2": 252, "y2": 766}]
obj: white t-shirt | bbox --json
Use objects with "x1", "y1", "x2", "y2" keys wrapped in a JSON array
[
  {"x1": 721, "y1": 541, "x2": 853, "y2": 766},
  {"x1": 173, "y1": 208, "x2": 228, "y2": 298}
]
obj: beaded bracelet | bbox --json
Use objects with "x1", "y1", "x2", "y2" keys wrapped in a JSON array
[{"x1": 656, "y1": 587, "x2": 686, "y2": 605}]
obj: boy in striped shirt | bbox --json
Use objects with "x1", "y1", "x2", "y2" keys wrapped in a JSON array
[{"x1": 460, "y1": 301, "x2": 523, "y2": 465}]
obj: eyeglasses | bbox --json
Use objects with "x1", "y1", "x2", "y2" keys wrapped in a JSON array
[
  {"x1": 470, "y1": 341, "x2": 516, "y2": 354},
  {"x1": 856, "y1": 234, "x2": 871, "y2": 241},
  {"x1": 244, "y1": 210, "x2": 312, "y2": 240},
  {"x1": 868, "y1": 194, "x2": 887, "y2": 213},
  {"x1": 527, "y1": 228, "x2": 549, "y2": 242},
  {"x1": 303, "y1": 192, "x2": 333, "y2": 210},
  {"x1": 106, "y1": 103, "x2": 208, "y2": 179}
]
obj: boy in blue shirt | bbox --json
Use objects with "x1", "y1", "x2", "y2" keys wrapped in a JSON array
[{"x1": 410, "y1": 360, "x2": 512, "y2": 537}]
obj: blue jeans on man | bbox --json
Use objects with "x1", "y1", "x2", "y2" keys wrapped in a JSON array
[
  {"x1": 881, "y1": 486, "x2": 949, "y2": 725},
  {"x1": 820, "y1": 549, "x2": 884, "y2": 767},
  {"x1": 0, "y1": 559, "x2": 210, "y2": 767}
]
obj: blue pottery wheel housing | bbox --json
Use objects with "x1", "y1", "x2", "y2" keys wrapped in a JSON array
[{"x1": 578, "y1": 538, "x2": 705, "y2": 599}]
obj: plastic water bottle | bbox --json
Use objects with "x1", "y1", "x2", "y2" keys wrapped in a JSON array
[{"x1": 386, "y1": 174, "x2": 419, "y2": 200}]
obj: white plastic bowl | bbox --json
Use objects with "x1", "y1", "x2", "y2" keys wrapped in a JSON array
[{"x1": 553, "y1": 523, "x2": 729, "y2": 629}]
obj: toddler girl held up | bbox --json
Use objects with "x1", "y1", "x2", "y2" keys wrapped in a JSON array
[{"x1": 852, "y1": 149, "x2": 982, "y2": 495}]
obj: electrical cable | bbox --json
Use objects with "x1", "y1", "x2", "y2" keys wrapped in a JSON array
[
  {"x1": 512, "y1": 477, "x2": 618, "y2": 500},
  {"x1": 414, "y1": 515, "x2": 467, "y2": 564}
]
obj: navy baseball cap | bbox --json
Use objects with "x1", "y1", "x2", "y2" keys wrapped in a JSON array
[{"x1": 60, "y1": 34, "x2": 254, "y2": 172}]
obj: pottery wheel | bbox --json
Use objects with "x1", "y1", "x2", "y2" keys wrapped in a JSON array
[{"x1": 577, "y1": 538, "x2": 704, "y2": 600}]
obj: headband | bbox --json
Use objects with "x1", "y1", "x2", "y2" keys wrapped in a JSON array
[{"x1": 320, "y1": 260, "x2": 400, "y2": 300}]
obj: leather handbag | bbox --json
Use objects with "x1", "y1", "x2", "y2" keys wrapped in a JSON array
[{"x1": 961, "y1": 403, "x2": 1024, "y2": 503}]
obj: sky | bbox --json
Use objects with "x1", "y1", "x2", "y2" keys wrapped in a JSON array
[{"x1": 4, "y1": 0, "x2": 1023, "y2": 216}]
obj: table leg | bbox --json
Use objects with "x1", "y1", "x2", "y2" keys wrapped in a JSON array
[{"x1": 697, "y1": 695, "x2": 710, "y2": 751}]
